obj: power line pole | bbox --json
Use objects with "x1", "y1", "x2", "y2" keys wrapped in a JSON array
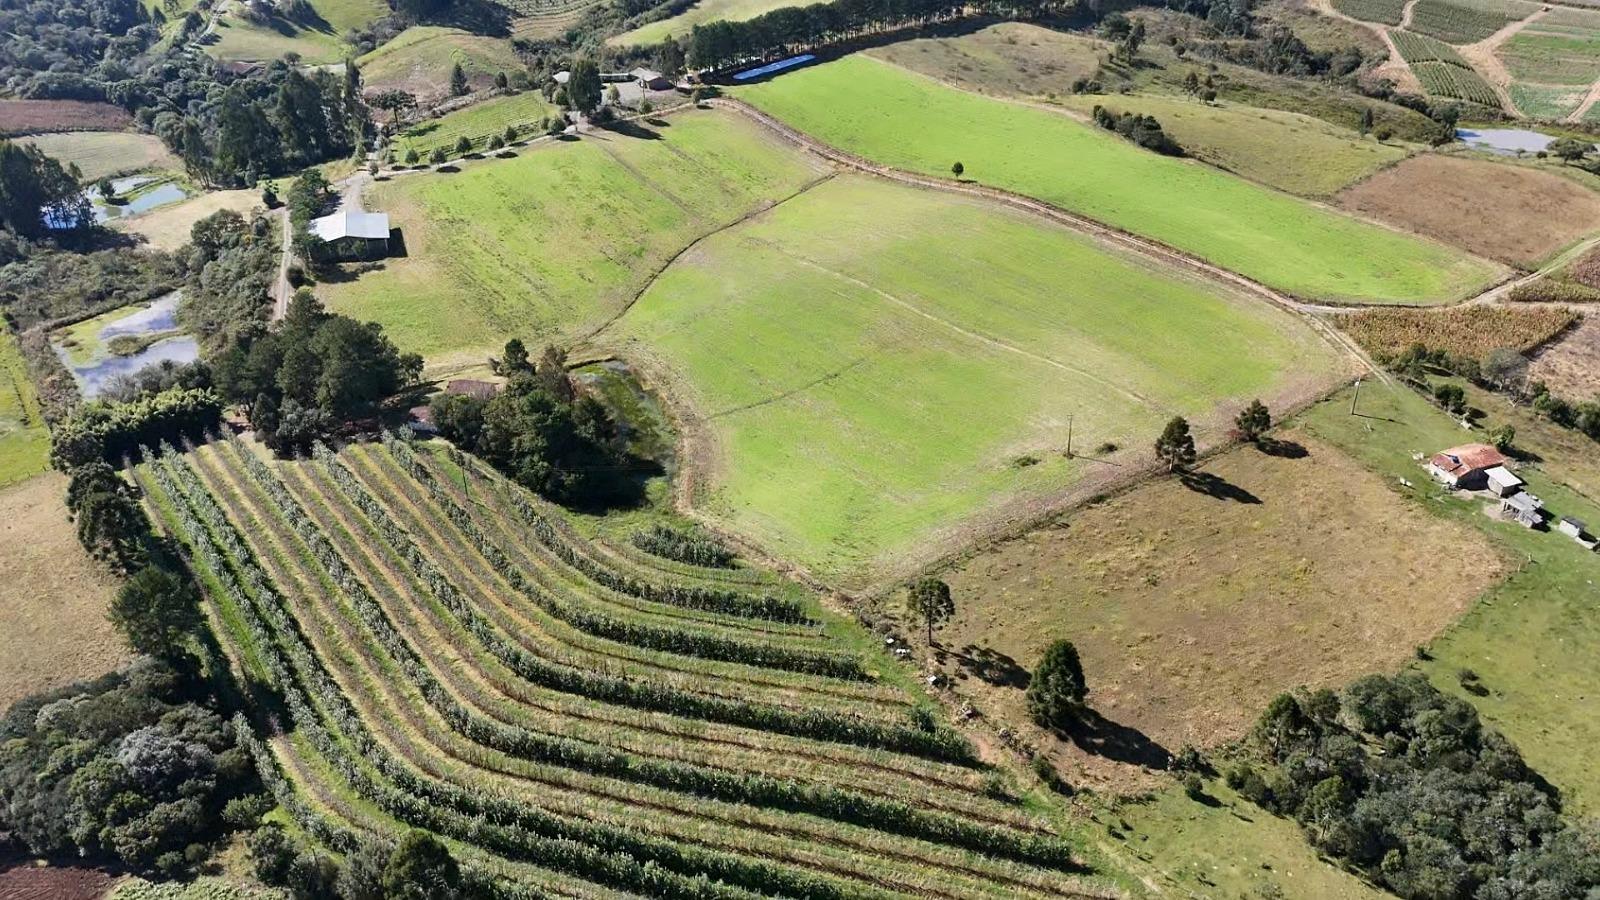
[
  {"x1": 1350, "y1": 378, "x2": 1362, "y2": 416},
  {"x1": 1066, "y1": 414, "x2": 1074, "y2": 459}
]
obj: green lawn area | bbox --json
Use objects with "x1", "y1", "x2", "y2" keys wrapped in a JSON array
[
  {"x1": 738, "y1": 56, "x2": 1501, "y2": 304},
  {"x1": 612, "y1": 0, "x2": 825, "y2": 46},
  {"x1": 393, "y1": 91, "x2": 556, "y2": 158},
  {"x1": 605, "y1": 175, "x2": 1343, "y2": 587},
  {"x1": 1057, "y1": 93, "x2": 1408, "y2": 198},
  {"x1": 18, "y1": 131, "x2": 181, "y2": 181},
  {"x1": 320, "y1": 108, "x2": 827, "y2": 368},
  {"x1": 206, "y1": 0, "x2": 386, "y2": 64},
  {"x1": 1299, "y1": 379, "x2": 1600, "y2": 815},
  {"x1": 358, "y1": 26, "x2": 522, "y2": 99},
  {"x1": 0, "y1": 329, "x2": 49, "y2": 489}
]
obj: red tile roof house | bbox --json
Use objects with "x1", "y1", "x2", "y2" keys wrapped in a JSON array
[{"x1": 1426, "y1": 443, "x2": 1513, "y2": 492}]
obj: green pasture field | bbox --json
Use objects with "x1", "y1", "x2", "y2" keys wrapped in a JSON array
[
  {"x1": 1408, "y1": 0, "x2": 1538, "y2": 44},
  {"x1": 605, "y1": 175, "x2": 1343, "y2": 587},
  {"x1": 206, "y1": 0, "x2": 386, "y2": 63},
  {"x1": 0, "y1": 329, "x2": 49, "y2": 489},
  {"x1": 613, "y1": 0, "x2": 827, "y2": 46},
  {"x1": 1331, "y1": 0, "x2": 1407, "y2": 25},
  {"x1": 1058, "y1": 93, "x2": 1407, "y2": 197},
  {"x1": 1499, "y1": 7, "x2": 1600, "y2": 85},
  {"x1": 321, "y1": 108, "x2": 827, "y2": 366},
  {"x1": 863, "y1": 23, "x2": 1105, "y2": 99},
  {"x1": 738, "y1": 56, "x2": 1501, "y2": 304},
  {"x1": 17, "y1": 131, "x2": 180, "y2": 181},
  {"x1": 1509, "y1": 82, "x2": 1589, "y2": 118},
  {"x1": 1300, "y1": 379, "x2": 1600, "y2": 815},
  {"x1": 358, "y1": 26, "x2": 523, "y2": 98},
  {"x1": 394, "y1": 91, "x2": 556, "y2": 158}
]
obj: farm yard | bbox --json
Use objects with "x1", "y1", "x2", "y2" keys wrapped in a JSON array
[
  {"x1": 737, "y1": 55, "x2": 1503, "y2": 304},
  {"x1": 1333, "y1": 154, "x2": 1600, "y2": 266},
  {"x1": 321, "y1": 109, "x2": 829, "y2": 365},
  {"x1": 391, "y1": 91, "x2": 557, "y2": 159},
  {"x1": 132, "y1": 432, "x2": 1119, "y2": 898},
  {"x1": 602, "y1": 175, "x2": 1345, "y2": 586}
]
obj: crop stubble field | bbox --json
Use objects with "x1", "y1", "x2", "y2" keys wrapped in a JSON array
[
  {"x1": 604, "y1": 175, "x2": 1345, "y2": 586},
  {"x1": 133, "y1": 432, "x2": 1121, "y2": 898},
  {"x1": 738, "y1": 56, "x2": 1503, "y2": 304}
]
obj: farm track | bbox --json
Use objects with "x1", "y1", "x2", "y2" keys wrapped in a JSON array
[
  {"x1": 1457, "y1": 7, "x2": 1548, "y2": 114},
  {"x1": 140, "y1": 439, "x2": 1106, "y2": 899}
]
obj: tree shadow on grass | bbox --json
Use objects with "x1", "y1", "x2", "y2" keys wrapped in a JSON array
[
  {"x1": 1051, "y1": 708, "x2": 1173, "y2": 770},
  {"x1": 944, "y1": 644, "x2": 1031, "y2": 688},
  {"x1": 1179, "y1": 470, "x2": 1261, "y2": 504},
  {"x1": 1256, "y1": 437, "x2": 1307, "y2": 459},
  {"x1": 599, "y1": 119, "x2": 663, "y2": 141},
  {"x1": 428, "y1": 0, "x2": 512, "y2": 37}
]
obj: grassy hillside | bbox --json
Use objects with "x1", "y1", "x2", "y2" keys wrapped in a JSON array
[
  {"x1": 738, "y1": 56, "x2": 1503, "y2": 304},
  {"x1": 613, "y1": 0, "x2": 827, "y2": 45},
  {"x1": 392, "y1": 91, "x2": 555, "y2": 158},
  {"x1": 133, "y1": 433, "x2": 1123, "y2": 898},
  {"x1": 864, "y1": 23, "x2": 1105, "y2": 99},
  {"x1": 321, "y1": 109, "x2": 827, "y2": 368},
  {"x1": 206, "y1": 0, "x2": 387, "y2": 64},
  {"x1": 16, "y1": 131, "x2": 179, "y2": 181},
  {"x1": 606, "y1": 175, "x2": 1343, "y2": 586},
  {"x1": 358, "y1": 27, "x2": 522, "y2": 101}
]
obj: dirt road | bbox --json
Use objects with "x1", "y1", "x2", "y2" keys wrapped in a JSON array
[{"x1": 270, "y1": 207, "x2": 291, "y2": 320}]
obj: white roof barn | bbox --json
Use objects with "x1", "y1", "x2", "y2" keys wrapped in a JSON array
[
  {"x1": 311, "y1": 210, "x2": 390, "y2": 242},
  {"x1": 1484, "y1": 465, "x2": 1523, "y2": 497}
]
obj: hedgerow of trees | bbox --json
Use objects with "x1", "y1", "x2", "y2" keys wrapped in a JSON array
[{"x1": 1231, "y1": 674, "x2": 1600, "y2": 899}]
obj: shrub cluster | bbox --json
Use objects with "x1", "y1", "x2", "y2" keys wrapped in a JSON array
[
  {"x1": 1232, "y1": 674, "x2": 1600, "y2": 899},
  {"x1": 1091, "y1": 106, "x2": 1184, "y2": 156},
  {"x1": 631, "y1": 523, "x2": 738, "y2": 569},
  {"x1": 50, "y1": 386, "x2": 223, "y2": 470}
]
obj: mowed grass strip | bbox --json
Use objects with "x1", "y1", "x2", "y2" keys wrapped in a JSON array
[
  {"x1": 607, "y1": 175, "x2": 1343, "y2": 586},
  {"x1": 737, "y1": 56, "x2": 1502, "y2": 304},
  {"x1": 321, "y1": 109, "x2": 827, "y2": 365},
  {"x1": 0, "y1": 329, "x2": 49, "y2": 488}
]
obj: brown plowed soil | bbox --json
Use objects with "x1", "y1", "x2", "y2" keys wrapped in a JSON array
[{"x1": 0, "y1": 101, "x2": 132, "y2": 136}]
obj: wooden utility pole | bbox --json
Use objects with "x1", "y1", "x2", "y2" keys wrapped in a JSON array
[
  {"x1": 1350, "y1": 378, "x2": 1362, "y2": 415},
  {"x1": 1065, "y1": 414, "x2": 1075, "y2": 459}
]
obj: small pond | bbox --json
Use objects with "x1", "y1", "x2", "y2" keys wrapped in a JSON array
[
  {"x1": 1455, "y1": 127, "x2": 1558, "y2": 155},
  {"x1": 52, "y1": 293, "x2": 199, "y2": 399},
  {"x1": 92, "y1": 177, "x2": 189, "y2": 222}
]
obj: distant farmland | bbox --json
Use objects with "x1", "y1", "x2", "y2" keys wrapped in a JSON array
[
  {"x1": 738, "y1": 56, "x2": 1503, "y2": 304},
  {"x1": 604, "y1": 175, "x2": 1345, "y2": 586},
  {"x1": 134, "y1": 434, "x2": 1107, "y2": 897}
]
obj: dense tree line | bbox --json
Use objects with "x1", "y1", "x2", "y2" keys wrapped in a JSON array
[
  {"x1": 430, "y1": 341, "x2": 634, "y2": 507},
  {"x1": 0, "y1": 140, "x2": 92, "y2": 236},
  {"x1": 0, "y1": 234, "x2": 181, "y2": 330},
  {"x1": 0, "y1": 0, "x2": 156, "y2": 99},
  {"x1": 50, "y1": 385, "x2": 224, "y2": 469},
  {"x1": 212, "y1": 291, "x2": 421, "y2": 454},
  {"x1": 1091, "y1": 105, "x2": 1183, "y2": 155},
  {"x1": 0, "y1": 659, "x2": 264, "y2": 876},
  {"x1": 685, "y1": 0, "x2": 1075, "y2": 72},
  {"x1": 1231, "y1": 674, "x2": 1600, "y2": 899}
]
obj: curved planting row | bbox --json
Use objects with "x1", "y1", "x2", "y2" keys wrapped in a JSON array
[
  {"x1": 373, "y1": 440, "x2": 866, "y2": 679},
  {"x1": 309, "y1": 441, "x2": 967, "y2": 759},
  {"x1": 210, "y1": 441, "x2": 1060, "y2": 862}
]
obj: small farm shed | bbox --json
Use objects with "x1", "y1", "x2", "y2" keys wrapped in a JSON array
[
  {"x1": 1557, "y1": 516, "x2": 1590, "y2": 540},
  {"x1": 1484, "y1": 465, "x2": 1523, "y2": 497},
  {"x1": 630, "y1": 67, "x2": 672, "y2": 90},
  {"x1": 311, "y1": 210, "x2": 391, "y2": 261},
  {"x1": 446, "y1": 379, "x2": 500, "y2": 401},
  {"x1": 1427, "y1": 444, "x2": 1509, "y2": 491},
  {"x1": 1500, "y1": 492, "x2": 1545, "y2": 528},
  {"x1": 407, "y1": 405, "x2": 437, "y2": 435}
]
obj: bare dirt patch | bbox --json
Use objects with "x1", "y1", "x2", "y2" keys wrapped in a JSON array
[
  {"x1": 920, "y1": 434, "x2": 1503, "y2": 792},
  {"x1": 0, "y1": 473, "x2": 127, "y2": 712},
  {"x1": 1529, "y1": 314, "x2": 1600, "y2": 400},
  {"x1": 0, "y1": 101, "x2": 132, "y2": 136},
  {"x1": 1335, "y1": 155, "x2": 1600, "y2": 267},
  {"x1": 0, "y1": 860, "x2": 116, "y2": 900}
]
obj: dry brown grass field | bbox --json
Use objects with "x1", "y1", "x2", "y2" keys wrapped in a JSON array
[
  {"x1": 0, "y1": 473, "x2": 127, "y2": 711},
  {"x1": 1529, "y1": 314, "x2": 1600, "y2": 401},
  {"x1": 1335, "y1": 155, "x2": 1600, "y2": 267},
  {"x1": 864, "y1": 22, "x2": 1105, "y2": 98},
  {"x1": 0, "y1": 100, "x2": 131, "y2": 135},
  {"x1": 1339, "y1": 304, "x2": 1578, "y2": 359},
  {"x1": 112, "y1": 190, "x2": 262, "y2": 251},
  {"x1": 921, "y1": 435, "x2": 1503, "y2": 790},
  {"x1": 17, "y1": 132, "x2": 180, "y2": 181}
]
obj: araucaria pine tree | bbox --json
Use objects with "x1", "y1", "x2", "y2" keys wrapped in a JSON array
[
  {"x1": 1155, "y1": 416, "x2": 1196, "y2": 472},
  {"x1": 906, "y1": 577, "x2": 954, "y2": 644}
]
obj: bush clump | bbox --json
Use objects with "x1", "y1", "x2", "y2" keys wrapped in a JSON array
[{"x1": 631, "y1": 523, "x2": 737, "y2": 568}]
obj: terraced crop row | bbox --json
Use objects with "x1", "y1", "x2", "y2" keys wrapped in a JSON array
[
  {"x1": 1412, "y1": 60, "x2": 1502, "y2": 105},
  {"x1": 1332, "y1": 0, "x2": 1407, "y2": 25},
  {"x1": 1391, "y1": 29, "x2": 1474, "y2": 66},
  {"x1": 1408, "y1": 0, "x2": 1537, "y2": 44},
  {"x1": 137, "y1": 438, "x2": 1098, "y2": 898}
]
